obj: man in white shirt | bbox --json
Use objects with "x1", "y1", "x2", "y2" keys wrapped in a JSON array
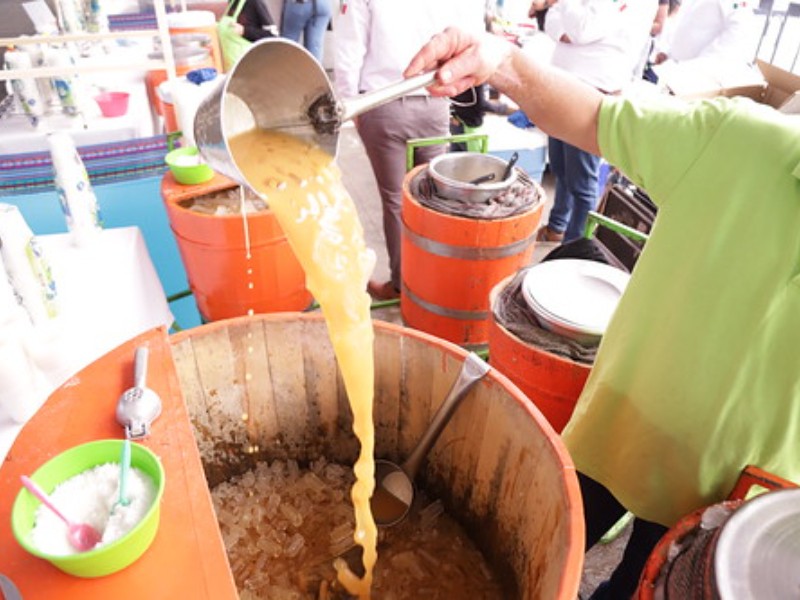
[
  {"x1": 334, "y1": 0, "x2": 485, "y2": 301},
  {"x1": 536, "y1": 0, "x2": 658, "y2": 244},
  {"x1": 653, "y1": 0, "x2": 759, "y2": 66}
]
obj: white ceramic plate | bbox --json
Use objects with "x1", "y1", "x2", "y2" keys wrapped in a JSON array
[
  {"x1": 714, "y1": 488, "x2": 800, "y2": 599},
  {"x1": 522, "y1": 259, "x2": 630, "y2": 338}
]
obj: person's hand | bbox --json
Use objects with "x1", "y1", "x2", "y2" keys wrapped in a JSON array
[
  {"x1": 528, "y1": 0, "x2": 554, "y2": 16},
  {"x1": 233, "y1": 22, "x2": 244, "y2": 36},
  {"x1": 653, "y1": 52, "x2": 668, "y2": 65},
  {"x1": 403, "y1": 28, "x2": 515, "y2": 99}
]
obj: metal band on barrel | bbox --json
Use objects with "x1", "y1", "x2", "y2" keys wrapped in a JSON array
[
  {"x1": 402, "y1": 226, "x2": 536, "y2": 260},
  {"x1": 401, "y1": 284, "x2": 487, "y2": 321}
]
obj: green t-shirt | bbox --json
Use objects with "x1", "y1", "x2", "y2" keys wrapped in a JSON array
[{"x1": 562, "y1": 96, "x2": 800, "y2": 526}]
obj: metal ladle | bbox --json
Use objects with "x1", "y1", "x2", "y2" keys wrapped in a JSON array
[
  {"x1": 469, "y1": 173, "x2": 497, "y2": 185},
  {"x1": 307, "y1": 70, "x2": 437, "y2": 138},
  {"x1": 468, "y1": 152, "x2": 519, "y2": 187},
  {"x1": 370, "y1": 352, "x2": 491, "y2": 527},
  {"x1": 115, "y1": 346, "x2": 162, "y2": 440},
  {"x1": 502, "y1": 151, "x2": 519, "y2": 181},
  {"x1": 195, "y1": 38, "x2": 437, "y2": 178}
]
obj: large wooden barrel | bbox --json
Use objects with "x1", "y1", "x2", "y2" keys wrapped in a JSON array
[
  {"x1": 488, "y1": 275, "x2": 592, "y2": 433},
  {"x1": 170, "y1": 313, "x2": 584, "y2": 599},
  {"x1": 401, "y1": 165, "x2": 543, "y2": 349},
  {"x1": 161, "y1": 173, "x2": 311, "y2": 322}
]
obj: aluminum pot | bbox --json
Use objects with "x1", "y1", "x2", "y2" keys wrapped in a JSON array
[
  {"x1": 194, "y1": 38, "x2": 435, "y2": 180},
  {"x1": 428, "y1": 152, "x2": 518, "y2": 203}
]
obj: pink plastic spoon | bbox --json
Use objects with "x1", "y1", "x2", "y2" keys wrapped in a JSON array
[{"x1": 20, "y1": 475, "x2": 102, "y2": 552}]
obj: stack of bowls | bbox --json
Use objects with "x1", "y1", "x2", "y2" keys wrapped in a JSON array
[{"x1": 521, "y1": 259, "x2": 630, "y2": 344}]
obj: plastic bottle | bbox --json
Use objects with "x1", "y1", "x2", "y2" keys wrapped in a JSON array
[
  {"x1": 43, "y1": 47, "x2": 80, "y2": 116},
  {"x1": 46, "y1": 133, "x2": 103, "y2": 247},
  {"x1": 4, "y1": 48, "x2": 44, "y2": 124}
]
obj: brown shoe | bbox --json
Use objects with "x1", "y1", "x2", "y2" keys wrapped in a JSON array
[
  {"x1": 367, "y1": 280, "x2": 401, "y2": 301},
  {"x1": 536, "y1": 226, "x2": 564, "y2": 243}
]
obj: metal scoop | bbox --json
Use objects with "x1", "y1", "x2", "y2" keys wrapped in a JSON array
[
  {"x1": 469, "y1": 173, "x2": 497, "y2": 185},
  {"x1": 194, "y1": 38, "x2": 437, "y2": 179},
  {"x1": 370, "y1": 352, "x2": 491, "y2": 527},
  {"x1": 306, "y1": 70, "x2": 436, "y2": 138},
  {"x1": 501, "y1": 151, "x2": 520, "y2": 181},
  {"x1": 115, "y1": 346, "x2": 161, "y2": 440}
]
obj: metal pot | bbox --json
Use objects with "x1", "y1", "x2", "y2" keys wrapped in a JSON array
[
  {"x1": 194, "y1": 38, "x2": 435, "y2": 181},
  {"x1": 428, "y1": 152, "x2": 518, "y2": 203}
]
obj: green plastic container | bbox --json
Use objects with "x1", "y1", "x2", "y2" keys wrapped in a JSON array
[
  {"x1": 164, "y1": 146, "x2": 214, "y2": 185},
  {"x1": 11, "y1": 440, "x2": 165, "y2": 578}
]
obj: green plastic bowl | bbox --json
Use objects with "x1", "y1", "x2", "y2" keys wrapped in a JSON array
[
  {"x1": 164, "y1": 146, "x2": 214, "y2": 185},
  {"x1": 11, "y1": 440, "x2": 165, "y2": 578}
]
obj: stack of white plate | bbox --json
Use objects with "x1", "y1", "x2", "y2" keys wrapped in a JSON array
[
  {"x1": 521, "y1": 259, "x2": 630, "y2": 344},
  {"x1": 713, "y1": 488, "x2": 800, "y2": 599}
]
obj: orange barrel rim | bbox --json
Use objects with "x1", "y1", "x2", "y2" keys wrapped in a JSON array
[
  {"x1": 487, "y1": 275, "x2": 591, "y2": 433},
  {"x1": 160, "y1": 172, "x2": 312, "y2": 321},
  {"x1": 636, "y1": 466, "x2": 798, "y2": 599},
  {"x1": 401, "y1": 165, "x2": 544, "y2": 348},
  {"x1": 636, "y1": 499, "x2": 743, "y2": 600}
]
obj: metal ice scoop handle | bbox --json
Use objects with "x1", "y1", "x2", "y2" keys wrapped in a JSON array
[
  {"x1": 402, "y1": 352, "x2": 490, "y2": 480},
  {"x1": 116, "y1": 345, "x2": 162, "y2": 440},
  {"x1": 309, "y1": 72, "x2": 438, "y2": 136},
  {"x1": 133, "y1": 345, "x2": 148, "y2": 389},
  {"x1": 339, "y1": 71, "x2": 438, "y2": 123}
]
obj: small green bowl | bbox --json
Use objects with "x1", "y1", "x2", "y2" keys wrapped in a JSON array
[
  {"x1": 164, "y1": 146, "x2": 214, "y2": 185},
  {"x1": 11, "y1": 440, "x2": 165, "y2": 578}
]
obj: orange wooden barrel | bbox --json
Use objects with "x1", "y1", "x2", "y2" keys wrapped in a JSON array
[
  {"x1": 637, "y1": 500, "x2": 741, "y2": 600},
  {"x1": 488, "y1": 276, "x2": 591, "y2": 433},
  {"x1": 161, "y1": 172, "x2": 312, "y2": 322},
  {"x1": 636, "y1": 466, "x2": 798, "y2": 599},
  {"x1": 145, "y1": 51, "x2": 213, "y2": 120},
  {"x1": 401, "y1": 165, "x2": 543, "y2": 349}
]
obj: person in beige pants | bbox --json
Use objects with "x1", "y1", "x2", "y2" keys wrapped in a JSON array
[{"x1": 333, "y1": 0, "x2": 485, "y2": 301}]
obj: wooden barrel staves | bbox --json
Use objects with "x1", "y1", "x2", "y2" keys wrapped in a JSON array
[
  {"x1": 488, "y1": 276, "x2": 592, "y2": 433},
  {"x1": 170, "y1": 313, "x2": 585, "y2": 599},
  {"x1": 401, "y1": 165, "x2": 544, "y2": 349},
  {"x1": 161, "y1": 172, "x2": 312, "y2": 322}
]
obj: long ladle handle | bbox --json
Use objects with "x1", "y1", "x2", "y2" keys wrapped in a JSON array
[
  {"x1": 401, "y1": 352, "x2": 490, "y2": 480},
  {"x1": 339, "y1": 71, "x2": 438, "y2": 123},
  {"x1": 502, "y1": 151, "x2": 519, "y2": 181}
]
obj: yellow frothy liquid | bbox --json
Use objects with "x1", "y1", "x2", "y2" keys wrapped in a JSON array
[{"x1": 229, "y1": 128, "x2": 378, "y2": 597}]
